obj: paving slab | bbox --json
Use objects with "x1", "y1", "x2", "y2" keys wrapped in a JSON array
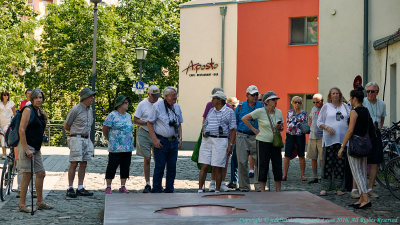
[{"x1": 104, "y1": 191, "x2": 378, "y2": 225}]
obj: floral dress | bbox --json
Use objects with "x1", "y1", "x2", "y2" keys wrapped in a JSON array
[{"x1": 286, "y1": 109, "x2": 308, "y2": 136}]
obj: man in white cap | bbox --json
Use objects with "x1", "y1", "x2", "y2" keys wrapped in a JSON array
[
  {"x1": 235, "y1": 85, "x2": 262, "y2": 192},
  {"x1": 64, "y1": 87, "x2": 95, "y2": 198},
  {"x1": 133, "y1": 85, "x2": 162, "y2": 193},
  {"x1": 198, "y1": 91, "x2": 236, "y2": 193}
]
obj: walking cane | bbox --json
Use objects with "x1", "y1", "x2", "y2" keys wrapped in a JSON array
[{"x1": 31, "y1": 155, "x2": 34, "y2": 216}]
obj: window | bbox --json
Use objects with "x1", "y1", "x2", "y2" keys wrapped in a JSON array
[{"x1": 290, "y1": 17, "x2": 318, "y2": 45}]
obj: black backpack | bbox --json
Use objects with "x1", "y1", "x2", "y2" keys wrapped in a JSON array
[{"x1": 5, "y1": 106, "x2": 35, "y2": 147}]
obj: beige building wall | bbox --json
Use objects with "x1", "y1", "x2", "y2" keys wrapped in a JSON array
[{"x1": 179, "y1": 3, "x2": 238, "y2": 143}]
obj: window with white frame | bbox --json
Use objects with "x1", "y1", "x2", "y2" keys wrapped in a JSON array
[{"x1": 290, "y1": 17, "x2": 318, "y2": 45}]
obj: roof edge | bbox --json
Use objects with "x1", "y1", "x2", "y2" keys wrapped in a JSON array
[
  {"x1": 373, "y1": 29, "x2": 400, "y2": 50},
  {"x1": 179, "y1": 0, "x2": 269, "y2": 9}
]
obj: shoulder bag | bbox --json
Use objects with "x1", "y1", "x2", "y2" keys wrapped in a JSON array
[
  {"x1": 266, "y1": 108, "x2": 284, "y2": 148},
  {"x1": 348, "y1": 110, "x2": 372, "y2": 158}
]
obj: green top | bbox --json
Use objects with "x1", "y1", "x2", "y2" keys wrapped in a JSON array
[{"x1": 250, "y1": 108, "x2": 283, "y2": 143}]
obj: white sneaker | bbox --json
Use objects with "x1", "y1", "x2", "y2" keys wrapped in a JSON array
[
  {"x1": 220, "y1": 183, "x2": 229, "y2": 192},
  {"x1": 208, "y1": 183, "x2": 215, "y2": 192},
  {"x1": 350, "y1": 190, "x2": 361, "y2": 199}
]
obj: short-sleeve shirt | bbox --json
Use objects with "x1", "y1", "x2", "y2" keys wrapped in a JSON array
[
  {"x1": 203, "y1": 102, "x2": 230, "y2": 119},
  {"x1": 309, "y1": 106, "x2": 323, "y2": 139},
  {"x1": 203, "y1": 105, "x2": 236, "y2": 136},
  {"x1": 235, "y1": 100, "x2": 263, "y2": 133},
  {"x1": 363, "y1": 97, "x2": 386, "y2": 128},
  {"x1": 0, "y1": 100, "x2": 15, "y2": 126},
  {"x1": 148, "y1": 100, "x2": 183, "y2": 138},
  {"x1": 103, "y1": 110, "x2": 134, "y2": 153},
  {"x1": 286, "y1": 109, "x2": 308, "y2": 136},
  {"x1": 251, "y1": 108, "x2": 283, "y2": 143},
  {"x1": 134, "y1": 98, "x2": 162, "y2": 131},
  {"x1": 65, "y1": 103, "x2": 93, "y2": 136}
]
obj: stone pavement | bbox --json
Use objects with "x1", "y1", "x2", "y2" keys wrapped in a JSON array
[{"x1": 0, "y1": 147, "x2": 399, "y2": 225}]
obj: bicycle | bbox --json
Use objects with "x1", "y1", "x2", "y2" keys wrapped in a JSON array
[{"x1": 0, "y1": 142, "x2": 17, "y2": 201}]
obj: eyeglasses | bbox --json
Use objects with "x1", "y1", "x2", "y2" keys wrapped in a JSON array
[
  {"x1": 249, "y1": 93, "x2": 258, "y2": 97},
  {"x1": 313, "y1": 101, "x2": 321, "y2": 104},
  {"x1": 293, "y1": 101, "x2": 302, "y2": 105},
  {"x1": 366, "y1": 90, "x2": 378, "y2": 94}
]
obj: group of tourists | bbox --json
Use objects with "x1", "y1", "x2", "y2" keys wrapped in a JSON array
[
  {"x1": 3, "y1": 80, "x2": 385, "y2": 213},
  {"x1": 198, "y1": 83, "x2": 385, "y2": 211}
]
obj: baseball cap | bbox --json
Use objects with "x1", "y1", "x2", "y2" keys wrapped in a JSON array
[{"x1": 246, "y1": 85, "x2": 259, "y2": 94}]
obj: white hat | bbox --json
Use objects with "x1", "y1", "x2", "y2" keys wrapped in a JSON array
[
  {"x1": 246, "y1": 85, "x2": 259, "y2": 94},
  {"x1": 210, "y1": 91, "x2": 227, "y2": 100},
  {"x1": 148, "y1": 85, "x2": 160, "y2": 97}
]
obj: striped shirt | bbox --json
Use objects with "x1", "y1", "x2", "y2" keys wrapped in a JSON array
[{"x1": 204, "y1": 105, "x2": 236, "y2": 136}]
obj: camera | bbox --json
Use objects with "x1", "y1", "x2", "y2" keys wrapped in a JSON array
[
  {"x1": 218, "y1": 126, "x2": 223, "y2": 135},
  {"x1": 169, "y1": 119, "x2": 179, "y2": 133},
  {"x1": 336, "y1": 111, "x2": 344, "y2": 121},
  {"x1": 43, "y1": 136, "x2": 49, "y2": 143}
]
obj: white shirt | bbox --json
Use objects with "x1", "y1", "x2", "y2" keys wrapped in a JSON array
[
  {"x1": 148, "y1": 100, "x2": 183, "y2": 138},
  {"x1": 0, "y1": 101, "x2": 15, "y2": 126},
  {"x1": 134, "y1": 98, "x2": 162, "y2": 131},
  {"x1": 317, "y1": 103, "x2": 350, "y2": 147},
  {"x1": 204, "y1": 105, "x2": 236, "y2": 136}
]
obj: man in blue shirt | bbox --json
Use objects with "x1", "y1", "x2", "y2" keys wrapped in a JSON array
[{"x1": 235, "y1": 85, "x2": 263, "y2": 192}]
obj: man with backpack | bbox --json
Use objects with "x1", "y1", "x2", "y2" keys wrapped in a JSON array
[{"x1": 64, "y1": 87, "x2": 95, "y2": 198}]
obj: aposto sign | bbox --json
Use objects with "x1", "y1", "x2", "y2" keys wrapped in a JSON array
[{"x1": 181, "y1": 58, "x2": 219, "y2": 77}]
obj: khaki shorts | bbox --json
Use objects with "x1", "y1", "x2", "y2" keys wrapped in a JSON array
[
  {"x1": 306, "y1": 139, "x2": 323, "y2": 160},
  {"x1": 68, "y1": 136, "x2": 94, "y2": 162},
  {"x1": 136, "y1": 128, "x2": 153, "y2": 158},
  {"x1": 17, "y1": 142, "x2": 45, "y2": 173}
]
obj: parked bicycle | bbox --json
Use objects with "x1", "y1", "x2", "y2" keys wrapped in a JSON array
[{"x1": 0, "y1": 134, "x2": 16, "y2": 201}]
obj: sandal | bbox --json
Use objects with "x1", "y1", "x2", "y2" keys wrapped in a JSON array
[
  {"x1": 319, "y1": 190, "x2": 327, "y2": 196},
  {"x1": 336, "y1": 191, "x2": 345, "y2": 196},
  {"x1": 36, "y1": 202, "x2": 54, "y2": 210},
  {"x1": 18, "y1": 205, "x2": 32, "y2": 213}
]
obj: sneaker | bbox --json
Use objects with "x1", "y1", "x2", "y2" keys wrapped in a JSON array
[
  {"x1": 227, "y1": 183, "x2": 237, "y2": 189},
  {"x1": 76, "y1": 188, "x2": 93, "y2": 196},
  {"x1": 308, "y1": 178, "x2": 319, "y2": 184},
  {"x1": 66, "y1": 188, "x2": 77, "y2": 198},
  {"x1": 143, "y1": 184, "x2": 151, "y2": 193},
  {"x1": 220, "y1": 183, "x2": 229, "y2": 192},
  {"x1": 350, "y1": 190, "x2": 361, "y2": 199},
  {"x1": 208, "y1": 183, "x2": 215, "y2": 192},
  {"x1": 105, "y1": 187, "x2": 112, "y2": 194},
  {"x1": 119, "y1": 186, "x2": 129, "y2": 194},
  {"x1": 368, "y1": 190, "x2": 379, "y2": 198},
  {"x1": 18, "y1": 205, "x2": 33, "y2": 213},
  {"x1": 249, "y1": 172, "x2": 255, "y2": 178},
  {"x1": 36, "y1": 202, "x2": 54, "y2": 210}
]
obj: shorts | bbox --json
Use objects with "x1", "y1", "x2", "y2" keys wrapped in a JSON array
[
  {"x1": 284, "y1": 134, "x2": 306, "y2": 157},
  {"x1": 136, "y1": 127, "x2": 153, "y2": 158},
  {"x1": 198, "y1": 137, "x2": 228, "y2": 168},
  {"x1": 1, "y1": 124, "x2": 9, "y2": 147},
  {"x1": 68, "y1": 136, "x2": 94, "y2": 162},
  {"x1": 16, "y1": 142, "x2": 44, "y2": 173},
  {"x1": 367, "y1": 131, "x2": 383, "y2": 164},
  {"x1": 306, "y1": 139, "x2": 323, "y2": 160}
]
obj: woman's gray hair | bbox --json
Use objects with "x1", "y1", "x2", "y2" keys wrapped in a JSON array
[
  {"x1": 366, "y1": 82, "x2": 379, "y2": 91},
  {"x1": 30, "y1": 88, "x2": 45, "y2": 103},
  {"x1": 211, "y1": 87, "x2": 223, "y2": 95},
  {"x1": 163, "y1": 86, "x2": 177, "y2": 98}
]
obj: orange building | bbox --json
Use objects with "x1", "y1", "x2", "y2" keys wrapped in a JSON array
[{"x1": 179, "y1": 0, "x2": 319, "y2": 146}]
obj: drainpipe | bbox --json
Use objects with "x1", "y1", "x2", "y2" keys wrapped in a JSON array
[
  {"x1": 220, "y1": 6, "x2": 227, "y2": 89},
  {"x1": 363, "y1": 0, "x2": 368, "y2": 86}
]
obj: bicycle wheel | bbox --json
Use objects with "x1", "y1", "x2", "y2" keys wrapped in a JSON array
[
  {"x1": 0, "y1": 157, "x2": 9, "y2": 201},
  {"x1": 385, "y1": 157, "x2": 400, "y2": 200},
  {"x1": 377, "y1": 145, "x2": 400, "y2": 188}
]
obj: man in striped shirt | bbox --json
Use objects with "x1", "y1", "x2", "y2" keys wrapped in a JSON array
[{"x1": 198, "y1": 91, "x2": 237, "y2": 193}]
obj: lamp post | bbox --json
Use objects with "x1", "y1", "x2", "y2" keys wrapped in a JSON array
[
  {"x1": 135, "y1": 47, "x2": 148, "y2": 101},
  {"x1": 90, "y1": 0, "x2": 102, "y2": 143}
]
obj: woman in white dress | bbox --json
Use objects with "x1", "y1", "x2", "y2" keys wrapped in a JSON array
[{"x1": 0, "y1": 90, "x2": 16, "y2": 159}]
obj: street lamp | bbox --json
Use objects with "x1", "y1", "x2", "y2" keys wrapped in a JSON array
[
  {"x1": 135, "y1": 47, "x2": 148, "y2": 101},
  {"x1": 90, "y1": 0, "x2": 102, "y2": 143}
]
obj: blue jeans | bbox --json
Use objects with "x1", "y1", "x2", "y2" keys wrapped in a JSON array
[
  {"x1": 151, "y1": 137, "x2": 178, "y2": 193},
  {"x1": 230, "y1": 144, "x2": 238, "y2": 184}
]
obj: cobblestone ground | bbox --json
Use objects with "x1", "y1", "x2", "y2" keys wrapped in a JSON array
[{"x1": 0, "y1": 148, "x2": 399, "y2": 225}]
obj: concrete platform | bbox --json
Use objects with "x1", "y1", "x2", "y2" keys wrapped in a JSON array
[{"x1": 104, "y1": 191, "x2": 377, "y2": 225}]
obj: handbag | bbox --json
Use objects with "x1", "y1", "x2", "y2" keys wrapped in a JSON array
[
  {"x1": 266, "y1": 108, "x2": 284, "y2": 148},
  {"x1": 299, "y1": 121, "x2": 310, "y2": 134},
  {"x1": 348, "y1": 111, "x2": 372, "y2": 158}
]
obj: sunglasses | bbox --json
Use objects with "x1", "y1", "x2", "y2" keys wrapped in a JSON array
[
  {"x1": 249, "y1": 93, "x2": 259, "y2": 97},
  {"x1": 366, "y1": 90, "x2": 378, "y2": 94},
  {"x1": 313, "y1": 101, "x2": 321, "y2": 104},
  {"x1": 2, "y1": 94, "x2": 9, "y2": 96},
  {"x1": 293, "y1": 101, "x2": 302, "y2": 105}
]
